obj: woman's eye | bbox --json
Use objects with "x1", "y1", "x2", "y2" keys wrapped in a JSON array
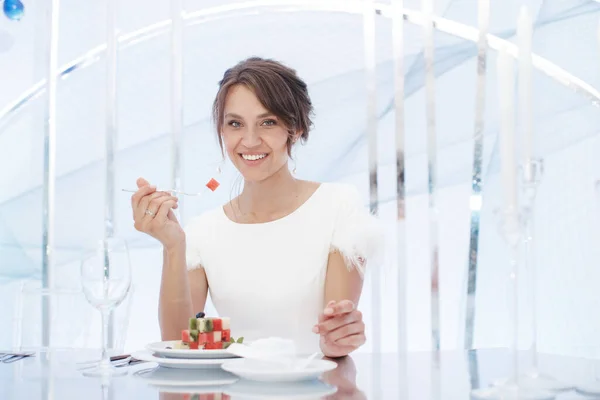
[
  {"x1": 262, "y1": 119, "x2": 277, "y2": 126},
  {"x1": 228, "y1": 120, "x2": 241, "y2": 128}
]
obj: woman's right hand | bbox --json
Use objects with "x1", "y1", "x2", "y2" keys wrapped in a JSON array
[{"x1": 131, "y1": 177, "x2": 185, "y2": 251}]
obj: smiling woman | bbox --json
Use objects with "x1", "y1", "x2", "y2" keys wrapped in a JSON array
[
  {"x1": 220, "y1": 84, "x2": 296, "y2": 183},
  {"x1": 130, "y1": 57, "x2": 384, "y2": 357}
]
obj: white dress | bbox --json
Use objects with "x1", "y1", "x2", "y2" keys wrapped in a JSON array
[{"x1": 184, "y1": 182, "x2": 383, "y2": 354}]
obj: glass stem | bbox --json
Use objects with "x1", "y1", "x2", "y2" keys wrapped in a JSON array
[
  {"x1": 508, "y1": 240, "x2": 519, "y2": 384},
  {"x1": 100, "y1": 309, "x2": 111, "y2": 369},
  {"x1": 526, "y1": 213, "x2": 538, "y2": 372}
]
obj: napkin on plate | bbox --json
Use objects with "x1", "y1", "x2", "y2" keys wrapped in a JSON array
[{"x1": 226, "y1": 337, "x2": 319, "y2": 370}]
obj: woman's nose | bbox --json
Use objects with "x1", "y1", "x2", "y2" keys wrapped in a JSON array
[{"x1": 241, "y1": 126, "x2": 261, "y2": 147}]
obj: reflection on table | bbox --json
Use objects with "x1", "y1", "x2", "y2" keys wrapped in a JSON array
[
  {"x1": 157, "y1": 355, "x2": 364, "y2": 400},
  {"x1": 3, "y1": 350, "x2": 600, "y2": 399}
]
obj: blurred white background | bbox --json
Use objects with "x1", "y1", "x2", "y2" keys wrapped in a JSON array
[{"x1": 1, "y1": 0, "x2": 599, "y2": 356}]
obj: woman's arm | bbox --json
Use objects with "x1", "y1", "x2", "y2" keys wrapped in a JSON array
[
  {"x1": 189, "y1": 267, "x2": 209, "y2": 317},
  {"x1": 317, "y1": 184, "x2": 382, "y2": 357},
  {"x1": 158, "y1": 243, "x2": 208, "y2": 340},
  {"x1": 324, "y1": 251, "x2": 363, "y2": 305},
  {"x1": 316, "y1": 251, "x2": 366, "y2": 358}
]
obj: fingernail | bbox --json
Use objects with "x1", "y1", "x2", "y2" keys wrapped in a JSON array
[
  {"x1": 324, "y1": 308, "x2": 334, "y2": 315},
  {"x1": 312, "y1": 326, "x2": 319, "y2": 333}
]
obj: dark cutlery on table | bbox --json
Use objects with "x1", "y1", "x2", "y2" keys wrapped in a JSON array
[
  {"x1": 77, "y1": 354, "x2": 146, "y2": 370},
  {"x1": 0, "y1": 352, "x2": 35, "y2": 364}
]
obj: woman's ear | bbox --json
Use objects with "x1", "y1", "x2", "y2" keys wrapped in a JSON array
[{"x1": 292, "y1": 130, "x2": 304, "y2": 143}]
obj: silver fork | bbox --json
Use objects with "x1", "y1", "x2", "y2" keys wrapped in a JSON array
[{"x1": 121, "y1": 188, "x2": 205, "y2": 197}]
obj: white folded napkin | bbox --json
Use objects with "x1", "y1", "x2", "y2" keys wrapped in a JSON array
[{"x1": 227, "y1": 337, "x2": 320, "y2": 370}]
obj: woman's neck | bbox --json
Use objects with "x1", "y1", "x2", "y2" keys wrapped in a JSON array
[{"x1": 238, "y1": 164, "x2": 300, "y2": 215}]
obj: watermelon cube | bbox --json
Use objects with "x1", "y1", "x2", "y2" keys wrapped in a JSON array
[
  {"x1": 182, "y1": 329, "x2": 192, "y2": 343},
  {"x1": 222, "y1": 329, "x2": 231, "y2": 342},
  {"x1": 211, "y1": 318, "x2": 223, "y2": 331},
  {"x1": 198, "y1": 331, "x2": 221, "y2": 344},
  {"x1": 198, "y1": 318, "x2": 214, "y2": 332},
  {"x1": 198, "y1": 332, "x2": 209, "y2": 344},
  {"x1": 205, "y1": 341, "x2": 223, "y2": 350},
  {"x1": 220, "y1": 317, "x2": 230, "y2": 330},
  {"x1": 189, "y1": 341, "x2": 200, "y2": 350}
]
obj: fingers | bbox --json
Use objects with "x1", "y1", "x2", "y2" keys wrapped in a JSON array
[
  {"x1": 327, "y1": 320, "x2": 365, "y2": 342},
  {"x1": 134, "y1": 194, "x2": 178, "y2": 231},
  {"x1": 138, "y1": 192, "x2": 171, "y2": 219},
  {"x1": 319, "y1": 300, "x2": 337, "y2": 323},
  {"x1": 167, "y1": 208, "x2": 179, "y2": 223},
  {"x1": 154, "y1": 199, "x2": 178, "y2": 222},
  {"x1": 316, "y1": 310, "x2": 362, "y2": 334},
  {"x1": 324, "y1": 300, "x2": 355, "y2": 317},
  {"x1": 131, "y1": 183, "x2": 156, "y2": 211},
  {"x1": 136, "y1": 177, "x2": 150, "y2": 188},
  {"x1": 333, "y1": 333, "x2": 366, "y2": 348},
  {"x1": 141, "y1": 194, "x2": 178, "y2": 222}
]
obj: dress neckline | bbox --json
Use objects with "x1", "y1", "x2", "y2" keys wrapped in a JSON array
[{"x1": 220, "y1": 183, "x2": 326, "y2": 226}]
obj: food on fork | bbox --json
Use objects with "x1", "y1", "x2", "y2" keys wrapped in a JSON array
[
  {"x1": 206, "y1": 178, "x2": 220, "y2": 192},
  {"x1": 177, "y1": 314, "x2": 243, "y2": 350}
]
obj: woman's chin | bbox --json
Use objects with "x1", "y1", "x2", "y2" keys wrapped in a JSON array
[
  {"x1": 239, "y1": 169, "x2": 272, "y2": 183},
  {"x1": 237, "y1": 162, "x2": 289, "y2": 183}
]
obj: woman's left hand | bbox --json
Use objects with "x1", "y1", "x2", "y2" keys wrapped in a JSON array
[{"x1": 314, "y1": 300, "x2": 366, "y2": 358}]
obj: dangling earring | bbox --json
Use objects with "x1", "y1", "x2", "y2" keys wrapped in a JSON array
[{"x1": 291, "y1": 136, "x2": 298, "y2": 174}]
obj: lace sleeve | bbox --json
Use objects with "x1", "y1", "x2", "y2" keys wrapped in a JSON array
[{"x1": 329, "y1": 185, "x2": 384, "y2": 277}]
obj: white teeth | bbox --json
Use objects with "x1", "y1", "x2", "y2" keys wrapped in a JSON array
[{"x1": 242, "y1": 154, "x2": 267, "y2": 161}]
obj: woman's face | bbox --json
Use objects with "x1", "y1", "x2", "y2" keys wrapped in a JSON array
[{"x1": 221, "y1": 84, "x2": 294, "y2": 182}]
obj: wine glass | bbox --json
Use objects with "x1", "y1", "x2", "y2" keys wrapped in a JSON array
[
  {"x1": 506, "y1": 159, "x2": 571, "y2": 392},
  {"x1": 471, "y1": 208, "x2": 555, "y2": 400},
  {"x1": 80, "y1": 237, "x2": 132, "y2": 378}
]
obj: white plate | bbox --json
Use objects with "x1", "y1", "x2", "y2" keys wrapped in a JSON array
[
  {"x1": 221, "y1": 358, "x2": 337, "y2": 383},
  {"x1": 133, "y1": 365, "x2": 238, "y2": 390},
  {"x1": 224, "y1": 379, "x2": 337, "y2": 399},
  {"x1": 146, "y1": 340, "x2": 239, "y2": 359},
  {"x1": 131, "y1": 350, "x2": 230, "y2": 369}
]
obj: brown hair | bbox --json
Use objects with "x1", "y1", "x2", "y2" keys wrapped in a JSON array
[{"x1": 212, "y1": 57, "x2": 314, "y2": 156}]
